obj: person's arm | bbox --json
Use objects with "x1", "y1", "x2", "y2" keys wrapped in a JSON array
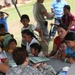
[
  {"x1": 4, "y1": 12, "x2": 9, "y2": 18},
  {"x1": 61, "y1": 51, "x2": 75, "y2": 64},
  {"x1": 50, "y1": 43, "x2": 57, "y2": 56},
  {"x1": 43, "y1": 10, "x2": 54, "y2": 19},
  {"x1": 35, "y1": 28, "x2": 46, "y2": 43},
  {"x1": 67, "y1": 57, "x2": 75, "y2": 64},
  {"x1": 61, "y1": 51, "x2": 68, "y2": 61},
  {"x1": 68, "y1": 21, "x2": 75, "y2": 31},
  {"x1": 0, "y1": 63, "x2": 10, "y2": 73}
]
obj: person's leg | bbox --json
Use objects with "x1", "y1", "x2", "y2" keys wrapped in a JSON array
[
  {"x1": 37, "y1": 22, "x2": 49, "y2": 44},
  {"x1": 50, "y1": 17, "x2": 61, "y2": 38}
]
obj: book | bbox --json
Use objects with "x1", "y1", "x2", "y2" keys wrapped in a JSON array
[
  {"x1": 29, "y1": 56, "x2": 50, "y2": 63},
  {"x1": 9, "y1": 60, "x2": 17, "y2": 67}
]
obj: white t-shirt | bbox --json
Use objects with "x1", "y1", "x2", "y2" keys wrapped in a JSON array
[
  {"x1": 21, "y1": 24, "x2": 36, "y2": 32},
  {"x1": 26, "y1": 38, "x2": 39, "y2": 54}
]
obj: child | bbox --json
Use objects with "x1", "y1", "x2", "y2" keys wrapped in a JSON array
[
  {"x1": 62, "y1": 5, "x2": 75, "y2": 31},
  {"x1": 53, "y1": 40, "x2": 67, "y2": 59},
  {"x1": 30, "y1": 43, "x2": 43, "y2": 56},
  {"x1": 7, "y1": 38, "x2": 17, "y2": 53},
  {"x1": 0, "y1": 11, "x2": 9, "y2": 32},
  {"x1": 0, "y1": 24, "x2": 13, "y2": 51},
  {"x1": 62, "y1": 32, "x2": 75, "y2": 64},
  {"x1": 20, "y1": 14, "x2": 46, "y2": 48},
  {"x1": 21, "y1": 29, "x2": 39, "y2": 54}
]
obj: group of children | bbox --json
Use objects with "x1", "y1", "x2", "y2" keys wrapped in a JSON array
[{"x1": 0, "y1": 4, "x2": 75, "y2": 74}]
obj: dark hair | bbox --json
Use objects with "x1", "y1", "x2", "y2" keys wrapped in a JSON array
[
  {"x1": 20, "y1": 14, "x2": 30, "y2": 22},
  {"x1": 64, "y1": 5, "x2": 70, "y2": 11},
  {"x1": 60, "y1": 40, "x2": 67, "y2": 45},
  {"x1": 0, "y1": 24, "x2": 5, "y2": 29},
  {"x1": 21, "y1": 29, "x2": 37, "y2": 39},
  {"x1": 57, "y1": 23, "x2": 68, "y2": 31},
  {"x1": 0, "y1": 11, "x2": 4, "y2": 15},
  {"x1": 12, "y1": 47, "x2": 28, "y2": 65},
  {"x1": 8, "y1": 38, "x2": 17, "y2": 45},
  {"x1": 64, "y1": 32, "x2": 75, "y2": 41},
  {"x1": 30, "y1": 43, "x2": 42, "y2": 53}
]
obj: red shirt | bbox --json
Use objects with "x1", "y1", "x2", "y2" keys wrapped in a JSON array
[
  {"x1": 54, "y1": 36, "x2": 61, "y2": 50},
  {"x1": 62, "y1": 13, "x2": 75, "y2": 29}
]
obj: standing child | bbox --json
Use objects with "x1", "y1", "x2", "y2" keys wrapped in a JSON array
[
  {"x1": 62, "y1": 32, "x2": 75, "y2": 64},
  {"x1": 20, "y1": 14, "x2": 46, "y2": 48},
  {"x1": 0, "y1": 11, "x2": 9, "y2": 32},
  {"x1": 30, "y1": 43, "x2": 43, "y2": 57},
  {"x1": 53, "y1": 40, "x2": 67, "y2": 59}
]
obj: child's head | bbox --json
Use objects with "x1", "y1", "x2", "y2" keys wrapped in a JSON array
[
  {"x1": 8, "y1": 38, "x2": 17, "y2": 49},
  {"x1": 64, "y1": 32, "x2": 75, "y2": 48},
  {"x1": 30, "y1": 43, "x2": 42, "y2": 56},
  {"x1": 60, "y1": 40, "x2": 67, "y2": 51},
  {"x1": 63, "y1": 5, "x2": 70, "y2": 14},
  {"x1": 12, "y1": 47, "x2": 28, "y2": 65},
  {"x1": 0, "y1": 11, "x2": 4, "y2": 19},
  {"x1": 0, "y1": 24, "x2": 6, "y2": 34},
  {"x1": 20, "y1": 14, "x2": 30, "y2": 27},
  {"x1": 21, "y1": 29, "x2": 36, "y2": 42}
]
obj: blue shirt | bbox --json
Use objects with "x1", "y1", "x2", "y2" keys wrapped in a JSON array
[
  {"x1": 0, "y1": 17, "x2": 8, "y2": 32},
  {"x1": 50, "y1": 0, "x2": 68, "y2": 18},
  {"x1": 65, "y1": 47, "x2": 75, "y2": 58}
]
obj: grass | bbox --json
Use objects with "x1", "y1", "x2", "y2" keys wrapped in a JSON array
[{"x1": 1, "y1": 0, "x2": 75, "y2": 52}]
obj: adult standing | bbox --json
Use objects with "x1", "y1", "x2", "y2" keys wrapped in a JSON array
[
  {"x1": 33, "y1": 0, "x2": 53, "y2": 43},
  {"x1": 50, "y1": 0, "x2": 68, "y2": 38}
]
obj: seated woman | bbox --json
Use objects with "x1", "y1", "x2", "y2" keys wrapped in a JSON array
[
  {"x1": 21, "y1": 29, "x2": 39, "y2": 54},
  {"x1": 6, "y1": 47, "x2": 43, "y2": 75},
  {"x1": 61, "y1": 32, "x2": 75, "y2": 64},
  {"x1": 45, "y1": 23, "x2": 68, "y2": 57},
  {"x1": 30, "y1": 43, "x2": 43, "y2": 56}
]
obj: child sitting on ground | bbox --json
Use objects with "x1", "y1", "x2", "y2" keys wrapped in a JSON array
[
  {"x1": 30, "y1": 43, "x2": 43, "y2": 57},
  {"x1": 52, "y1": 40, "x2": 67, "y2": 59}
]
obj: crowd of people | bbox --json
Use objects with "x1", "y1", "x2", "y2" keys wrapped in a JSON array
[{"x1": 0, "y1": 0, "x2": 75, "y2": 75}]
